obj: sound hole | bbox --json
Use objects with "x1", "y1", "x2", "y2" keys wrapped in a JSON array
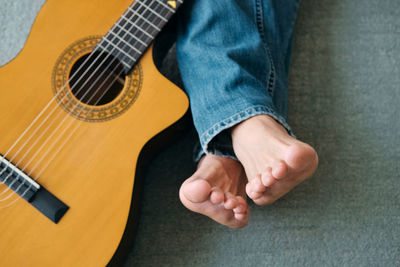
[{"x1": 68, "y1": 51, "x2": 125, "y2": 106}]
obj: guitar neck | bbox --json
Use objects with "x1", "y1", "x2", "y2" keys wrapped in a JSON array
[{"x1": 96, "y1": 0, "x2": 183, "y2": 73}]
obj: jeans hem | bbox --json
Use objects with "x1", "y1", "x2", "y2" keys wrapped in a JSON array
[
  {"x1": 193, "y1": 142, "x2": 239, "y2": 162},
  {"x1": 195, "y1": 105, "x2": 295, "y2": 162}
]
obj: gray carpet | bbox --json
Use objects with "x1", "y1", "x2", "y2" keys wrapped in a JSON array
[{"x1": 1, "y1": 0, "x2": 399, "y2": 266}]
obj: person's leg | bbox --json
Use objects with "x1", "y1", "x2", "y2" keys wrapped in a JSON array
[
  {"x1": 177, "y1": 0, "x2": 281, "y2": 228},
  {"x1": 231, "y1": 0, "x2": 318, "y2": 205},
  {"x1": 176, "y1": 0, "x2": 317, "y2": 227},
  {"x1": 177, "y1": 0, "x2": 294, "y2": 152}
]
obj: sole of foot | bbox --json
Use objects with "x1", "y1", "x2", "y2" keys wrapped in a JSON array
[
  {"x1": 179, "y1": 154, "x2": 250, "y2": 228},
  {"x1": 231, "y1": 114, "x2": 318, "y2": 205}
]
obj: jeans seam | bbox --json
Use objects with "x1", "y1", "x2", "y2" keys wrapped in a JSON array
[
  {"x1": 255, "y1": 0, "x2": 276, "y2": 97},
  {"x1": 255, "y1": 0, "x2": 265, "y2": 42}
]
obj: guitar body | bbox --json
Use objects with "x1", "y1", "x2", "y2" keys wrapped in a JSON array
[{"x1": 0, "y1": 0, "x2": 188, "y2": 266}]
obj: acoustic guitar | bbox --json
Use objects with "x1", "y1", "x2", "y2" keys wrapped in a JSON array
[{"x1": 0, "y1": 0, "x2": 188, "y2": 266}]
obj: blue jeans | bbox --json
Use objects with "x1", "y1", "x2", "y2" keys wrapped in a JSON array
[{"x1": 176, "y1": 0, "x2": 299, "y2": 160}]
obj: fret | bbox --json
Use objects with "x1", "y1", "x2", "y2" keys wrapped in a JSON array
[
  {"x1": 126, "y1": 7, "x2": 161, "y2": 31},
  {"x1": 108, "y1": 29, "x2": 147, "y2": 47},
  {"x1": 104, "y1": 40, "x2": 137, "y2": 62},
  {"x1": 100, "y1": 20, "x2": 136, "y2": 54},
  {"x1": 128, "y1": 1, "x2": 165, "y2": 28},
  {"x1": 136, "y1": 0, "x2": 168, "y2": 22},
  {"x1": 115, "y1": 22, "x2": 153, "y2": 40},
  {"x1": 120, "y1": 60, "x2": 131, "y2": 70},
  {"x1": 120, "y1": 13, "x2": 159, "y2": 38},
  {"x1": 97, "y1": 42, "x2": 134, "y2": 69},
  {"x1": 96, "y1": 0, "x2": 184, "y2": 73},
  {"x1": 122, "y1": 61, "x2": 131, "y2": 70},
  {"x1": 108, "y1": 30, "x2": 142, "y2": 55},
  {"x1": 154, "y1": 0, "x2": 175, "y2": 14}
]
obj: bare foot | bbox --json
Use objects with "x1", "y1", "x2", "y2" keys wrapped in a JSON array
[
  {"x1": 231, "y1": 115, "x2": 318, "y2": 205},
  {"x1": 179, "y1": 154, "x2": 249, "y2": 228}
]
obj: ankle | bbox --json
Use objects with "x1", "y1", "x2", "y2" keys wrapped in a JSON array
[{"x1": 231, "y1": 114, "x2": 288, "y2": 142}]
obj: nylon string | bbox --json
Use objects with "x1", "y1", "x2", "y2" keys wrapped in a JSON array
[{"x1": 0, "y1": 0, "x2": 172, "y2": 205}]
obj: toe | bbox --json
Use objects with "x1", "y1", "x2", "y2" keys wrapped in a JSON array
[
  {"x1": 233, "y1": 196, "x2": 248, "y2": 213},
  {"x1": 246, "y1": 183, "x2": 263, "y2": 200},
  {"x1": 180, "y1": 177, "x2": 211, "y2": 203},
  {"x1": 224, "y1": 193, "x2": 238, "y2": 210},
  {"x1": 233, "y1": 205, "x2": 250, "y2": 227},
  {"x1": 236, "y1": 196, "x2": 247, "y2": 205},
  {"x1": 250, "y1": 185, "x2": 274, "y2": 206},
  {"x1": 233, "y1": 205, "x2": 247, "y2": 213},
  {"x1": 272, "y1": 161, "x2": 289, "y2": 180},
  {"x1": 246, "y1": 179, "x2": 265, "y2": 200},
  {"x1": 210, "y1": 187, "x2": 224, "y2": 204},
  {"x1": 250, "y1": 176, "x2": 266, "y2": 192},
  {"x1": 261, "y1": 168, "x2": 277, "y2": 186},
  {"x1": 249, "y1": 191, "x2": 263, "y2": 199},
  {"x1": 234, "y1": 213, "x2": 247, "y2": 221}
]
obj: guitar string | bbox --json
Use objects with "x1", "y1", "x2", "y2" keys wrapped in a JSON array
[
  {"x1": 0, "y1": 10, "x2": 146, "y2": 195},
  {"x1": 0, "y1": 0, "x2": 164, "y2": 190},
  {"x1": 0, "y1": 0, "x2": 168, "y2": 203},
  {"x1": 2, "y1": 0, "x2": 172, "y2": 205},
  {"x1": 0, "y1": 0, "x2": 157, "y2": 190},
  {"x1": 0, "y1": 0, "x2": 173, "y2": 204},
  {"x1": 0, "y1": 0, "x2": 161, "y2": 183},
  {"x1": 0, "y1": 0, "x2": 165, "y2": 200},
  {"x1": 0, "y1": 7, "x2": 132, "y2": 173},
  {"x1": 2, "y1": 0, "x2": 181, "y2": 205},
  {"x1": 0, "y1": 0, "x2": 167, "y2": 200},
  {"x1": 32, "y1": 0, "x2": 182, "y2": 181}
]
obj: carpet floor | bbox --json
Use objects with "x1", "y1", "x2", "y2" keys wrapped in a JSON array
[{"x1": 1, "y1": 0, "x2": 399, "y2": 266}]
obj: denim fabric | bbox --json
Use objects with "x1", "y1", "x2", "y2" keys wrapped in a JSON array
[{"x1": 176, "y1": 0, "x2": 300, "y2": 161}]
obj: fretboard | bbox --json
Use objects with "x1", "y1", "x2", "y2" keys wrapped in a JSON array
[{"x1": 96, "y1": 0, "x2": 183, "y2": 73}]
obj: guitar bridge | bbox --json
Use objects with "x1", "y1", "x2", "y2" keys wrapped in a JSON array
[{"x1": 0, "y1": 156, "x2": 69, "y2": 223}]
